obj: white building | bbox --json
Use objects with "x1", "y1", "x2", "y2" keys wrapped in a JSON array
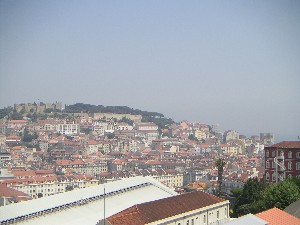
[
  {"x1": 136, "y1": 122, "x2": 158, "y2": 131},
  {"x1": 1, "y1": 175, "x2": 100, "y2": 199},
  {"x1": 0, "y1": 176, "x2": 177, "y2": 225},
  {"x1": 151, "y1": 173, "x2": 184, "y2": 189},
  {"x1": 136, "y1": 130, "x2": 159, "y2": 146},
  {"x1": 56, "y1": 123, "x2": 79, "y2": 135},
  {"x1": 116, "y1": 122, "x2": 133, "y2": 131},
  {"x1": 225, "y1": 130, "x2": 239, "y2": 142}
]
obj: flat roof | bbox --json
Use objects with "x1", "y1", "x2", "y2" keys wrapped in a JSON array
[{"x1": 0, "y1": 176, "x2": 177, "y2": 224}]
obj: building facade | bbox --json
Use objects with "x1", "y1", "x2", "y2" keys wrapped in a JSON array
[
  {"x1": 264, "y1": 141, "x2": 300, "y2": 183},
  {"x1": 99, "y1": 191, "x2": 230, "y2": 225}
]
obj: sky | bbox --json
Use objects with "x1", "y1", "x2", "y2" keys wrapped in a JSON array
[{"x1": 0, "y1": 0, "x2": 299, "y2": 141}]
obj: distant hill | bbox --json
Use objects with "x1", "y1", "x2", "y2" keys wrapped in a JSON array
[
  {"x1": 65, "y1": 103, "x2": 175, "y2": 129},
  {"x1": 0, "y1": 103, "x2": 176, "y2": 129},
  {"x1": 65, "y1": 103, "x2": 163, "y2": 117}
]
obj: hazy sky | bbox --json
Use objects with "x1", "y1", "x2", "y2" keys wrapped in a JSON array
[{"x1": 0, "y1": 1, "x2": 299, "y2": 141}]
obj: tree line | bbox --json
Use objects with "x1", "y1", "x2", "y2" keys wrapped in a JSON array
[{"x1": 231, "y1": 177, "x2": 300, "y2": 217}]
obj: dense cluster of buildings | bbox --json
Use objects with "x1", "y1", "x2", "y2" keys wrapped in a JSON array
[
  {"x1": 0, "y1": 104, "x2": 300, "y2": 224},
  {"x1": 0, "y1": 107, "x2": 277, "y2": 203}
]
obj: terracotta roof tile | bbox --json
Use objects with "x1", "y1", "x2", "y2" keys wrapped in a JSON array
[
  {"x1": 256, "y1": 207, "x2": 300, "y2": 225},
  {"x1": 270, "y1": 141, "x2": 300, "y2": 149},
  {"x1": 0, "y1": 184, "x2": 31, "y2": 200},
  {"x1": 107, "y1": 191, "x2": 225, "y2": 225}
]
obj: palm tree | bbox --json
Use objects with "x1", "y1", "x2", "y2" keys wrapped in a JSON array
[{"x1": 216, "y1": 158, "x2": 226, "y2": 196}]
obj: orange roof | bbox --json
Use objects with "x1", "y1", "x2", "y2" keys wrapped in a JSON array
[
  {"x1": 256, "y1": 207, "x2": 300, "y2": 225},
  {"x1": 88, "y1": 140, "x2": 98, "y2": 145},
  {"x1": 35, "y1": 170, "x2": 54, "y2": 175},
  {"x1": 13, "y1": 170, "x2": 36, "y2": 177},
  {"x1": 6, "y1": 136, "x2": 21, "y2": 140},
  {"x1": 11, "y1": 146, "x2": 24, "y2": 150},
  {"x1": 65, "y1": 168, "x2": 75, "y2": 174},
  {"x1": 145, "y1": 160, "x2": 161, "y2": 165},
  {"x1": 71, "y1": 159, "x2": 85, "y2": 165},
  {"x1": 0, "y1": 184, "x2": 31, "y2": 200},
  {"x1": 269, "y1": 141, "x2": 300, "y2": 149},
  {"x1": 48, "y1": 139, "x2": 58, "y2": 144},
  {"x1": 56, "y1": 160, "x2": 72, "y2": 165},
  {"x1": 8, "y1": 120, "x2": 27, "y2": 123},
  {"x1": 106, "y1": 191, "x2": 225, "y2": 225}
]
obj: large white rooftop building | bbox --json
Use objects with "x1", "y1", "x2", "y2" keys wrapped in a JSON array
[{"x1": 0, "y1": 176, "x2": 177, "y2": 225}]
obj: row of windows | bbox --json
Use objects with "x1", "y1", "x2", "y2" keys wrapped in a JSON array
[
  {"x1": 177, "y1": 208, "x2": 227, "y2": 225},
  {"x1": 266, "y1": 161, "x2": 300, "y2": 170},
  {"x1": 266, "y1": 172, "x2": 294, "y2": 181},
  {"x1": 266, "y1": 150, "x2": 300, "y2": 158}
]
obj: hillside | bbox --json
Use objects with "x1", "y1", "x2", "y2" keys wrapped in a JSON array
[
  {"x1": 0, "y1": 103, "x2": 176, "y2": 129},
  {"x1": 65, "y1": 103, "x2": 175, "y2": 129}
]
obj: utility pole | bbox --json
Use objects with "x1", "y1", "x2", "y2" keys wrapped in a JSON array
[{"x1": 104, "y1": 185, "x2": 106, "y2": 225}]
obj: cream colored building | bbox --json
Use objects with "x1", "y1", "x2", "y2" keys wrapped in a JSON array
[
  {"x1": 225, "y1": 130, "x2": 239, "y2": 142},
  {"x1": 1, "y1": 176, "x2": 100, "y2": 199},
  {"x1": 93, "y1": 113, "x2": 142, "y2": 122},
  {"x1": 151, "y1": 173, "x2": 184, "y2": 189}
]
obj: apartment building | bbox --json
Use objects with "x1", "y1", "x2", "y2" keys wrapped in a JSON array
[
  {"x1": 264, "y1": 141, "x2": 300, "y2": 183},
  {"x1": 136, "y1": 122, "x2": 158, "y2": 131},
  {"x1": 55, "y1": 159, "x2": 108, "y2": 176},
  {"x1": 1, "y1": 175, "x2": 99, "y2": 199},
  {"x1": 56, "y1": 123, "x2": 79, "y2": 135}
]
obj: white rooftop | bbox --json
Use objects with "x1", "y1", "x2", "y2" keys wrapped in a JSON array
[
  {"x1": 224, "y1": 214, "x2": 268, "y2": 225},
  {"x1": 0, "y1": 176, "x2": 177, "y2": 225}
]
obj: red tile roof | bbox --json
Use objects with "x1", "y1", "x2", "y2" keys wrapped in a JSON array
[
  {"x1": 13, "y1": 170, "x2": 36, "y2": 177},
  {"x1": 106, "y1": 191, "x2": 226, "y2": 225},
  {"x1": 256, "y1": 207, "x2": 300, "y2": 225},
  {"x1": 270, "y1": 141, "x2": 300, "y2": 149},
  {"x1": 0, "y1": 184, "x2": 31, "y2": 201}
]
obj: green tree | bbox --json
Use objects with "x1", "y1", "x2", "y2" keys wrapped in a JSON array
[
  {"x1": 65, "y1": 185, "x2": 74, "y2": 192},
  {"x1": 106, "y1": 133, "x2": 115, "y2": 139},
  {"x1": 37, "y1": 193, "x2": 43, "y2": 198},
  {"x1": 188, "y1": 134, "x2": 198, "y2": 141},
  {"x1": 233, "y1": 178, "x2": 266, "y2": 217},
  {"x1": 22, "y1": 128, "x2": 33, "y2": 142},
  {"x1": 230, "y1": 188, "x2": 243, "y2": 198},
  {"x1": 264, "y1": 179, "x2": 300, "y2": 209},
  {"x1": 0, "y1": 106, "x2": 13, "y2": 119},
  {"x1": 10, "y1": 111, "x2": 23, "y2": 120},
  {"x1": 216, "y1": 158, "x2": 226, "y2": 196}
]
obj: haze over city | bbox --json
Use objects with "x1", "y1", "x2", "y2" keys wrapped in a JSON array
[{"x1": 1, "y1": 1, "x2": 299, "y2": 141}]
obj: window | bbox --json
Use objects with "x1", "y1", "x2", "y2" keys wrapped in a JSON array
[
  {"x1": 191, "y1": 219, "x2": 194, "y2": 225},
  {"x1": 272, "y1": 162, "x2": 275, "y2": 168},
  {"x1": 297, "y1": 162, "x2": 300, "y2": 170},
  {"x1": 266, "y1": 151, "x2": 269, "y2": 157},
  {"x1": 272, "y1": 151, "x2": 275, "y2": 157},
  {"x1": 186, "y1": 220, "x2": 189, "y2": 225},
  {"x1": 266, "y1": 172, "x2": 270, "y2": 181},
  {"x1": 266, "y1": 160, "x2": 270, "y2": 168},
  {"x1": 288, "y1": 151, "x2": 292, "y2": 158},
  {"x1": 217, "y1": 211, "x2": 219, "y2": 219},
  {"x1": 297, "y1": 152, "x2": 300, "y2": 158},
  {"x1": 272, "y1": 173, "x2": 276, "y2": 181},
  {"x1": 203, "y1": 215, "x2": 206, "y2": 223},
  {"x1": 288, "y1": 162, "x2": 293, "y2": 170},
  {"x1": 225, "y1": 208, "x2": 227, "y2": 217}
]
